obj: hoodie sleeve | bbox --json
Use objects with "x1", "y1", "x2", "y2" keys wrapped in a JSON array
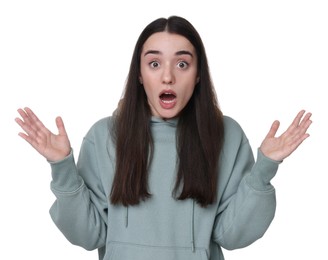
[
  {"x1": 49, "y1": 134, "x2": 108, "y2": 251},
  {"x1": 212, "y1": 119, "x2": 280, "y2": 250}
]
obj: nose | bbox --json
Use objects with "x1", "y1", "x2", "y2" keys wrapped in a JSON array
[{"x1": 162, "y1": 65, "x2": 175, "y2": 85}]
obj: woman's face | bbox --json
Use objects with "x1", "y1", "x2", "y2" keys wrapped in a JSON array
[{"x1": 140, "y1": 32, "x2": 199, "y2": 119}]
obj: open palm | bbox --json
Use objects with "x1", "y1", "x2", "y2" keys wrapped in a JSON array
[
  {"x1": 15, "y1": 107, "x2": 71, "y2": 162},
  {"x1": 260, "y1": 110, "x2": 312, "y2": 162}
]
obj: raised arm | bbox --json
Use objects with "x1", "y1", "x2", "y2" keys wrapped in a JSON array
[
  {"x1": 15, "y1": 107, "x2": 71, "y2": 161},
  {"x1": 260, "y1": 109, "x2": 312, "y2": 161}
]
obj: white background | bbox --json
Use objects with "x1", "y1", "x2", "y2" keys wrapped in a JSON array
[{"x1": 1, "y1": 0, "x2": 327, "y2": 259}]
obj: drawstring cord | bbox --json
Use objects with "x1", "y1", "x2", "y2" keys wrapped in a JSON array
[
  {"x1": 125, "y1": 206, "x2": 129, "y2": 228},
  {"x1": 190, "y1": 199, "x2": 195, "y2": 252}
]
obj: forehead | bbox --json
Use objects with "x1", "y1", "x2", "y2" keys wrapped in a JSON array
[{"x1": 142, "y1": 32, "x2": 195, "y2": 55}]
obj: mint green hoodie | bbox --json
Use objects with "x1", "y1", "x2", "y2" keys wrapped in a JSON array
[{"x1": 49, "y1": 115, "x2": 279, "y2": 260}]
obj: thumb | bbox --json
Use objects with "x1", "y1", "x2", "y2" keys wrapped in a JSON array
[
  {"x1": 55, "y1": 116, "x2": 68, "y2": 136},
  {"x1": 265, "y1": 120, "x2": 280, "y2": 139}
]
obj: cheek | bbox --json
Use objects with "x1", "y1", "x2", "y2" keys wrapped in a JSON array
[
  {"x1": 143, "y1": 83, "x2": 157, "y2": 102},
  {"x1": 141, "y1": 71, "x2": 156, "y2": 88},
  {"x1": 181, "y1": 85, "x2": 196, "y2": 104}
]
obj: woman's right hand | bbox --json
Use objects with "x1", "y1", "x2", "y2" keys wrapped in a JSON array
[{"x1": 15, "y1": 107, "x2": 71, "y2": 162}]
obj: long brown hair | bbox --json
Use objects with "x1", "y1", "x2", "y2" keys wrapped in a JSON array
[{"x1": 110, "y1": 16, "x2": 224, "y2": 207}]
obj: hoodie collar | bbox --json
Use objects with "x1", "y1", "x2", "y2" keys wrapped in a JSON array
[{"x1": 150, "y1": 116, "x2": 179, "y2": 127}]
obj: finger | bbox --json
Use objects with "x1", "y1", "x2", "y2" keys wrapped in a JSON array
[
  {"x1": 283, "y1": 110, "x2": 310, "y2": 138},
  {"x1": 265, "y1": 120, "x2": 280, "y2": 139},
  {"x1": 16, "y1": 107, "x2": 39, "y2": 133},
  {"x1": 298, "y1": 117, "x2": 312, "y2": 136},
  {"x1": 24, "y1": 107, "x2": 46, "y2": 129},
  {"x1": 15, "y1": 118, "x2": 39, "y2": 147},
  {"x1": 24, "y1": 107, "x2": 39, "y2": 122},
  {"x1": 55, "y1": 116, "x2": 68, "y2": 136},
  {"x1": 289, "y1": 110, "x2": 306, "y2": 129},
  {"x1": 287, "y1": 132, "x2": 310, "y2": 153},
  {"x1": 25, "y1": 108, "x2": 53, "y2": 139},
  {"x1": 17, "y1": 108, "x2": 31, "y2": 124},
  {"x1": 299, "y1": 112, "x2": 312, "y2": 129},
  {"x1": 286, "y1": 112, "x2": 312, "y2": 149},
  {"x1": 15, "y1": 114, "x2": 38, "y2": 139},
  {"x1": 288, "y1": 111, "x2": 312, "y2": 138},
  {"x1": 17, "y1": 131, "x2": 35, "y2": 145}
]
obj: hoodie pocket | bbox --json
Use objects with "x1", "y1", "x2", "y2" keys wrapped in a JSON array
[{"x1": 106, "y1": 242, "x2": 208, "y2": 260}]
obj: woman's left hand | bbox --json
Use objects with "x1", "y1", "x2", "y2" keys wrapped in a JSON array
[{"x1": 260, "y1": 110, "x2": 312, "y2": 161}]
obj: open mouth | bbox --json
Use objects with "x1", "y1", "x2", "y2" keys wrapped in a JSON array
[
  {"x1": 159, "y1": 90, "x2": 177, "y2": 109},
  {"x1": 160, "y1": 92, "x2": 176, "y2": 104}
]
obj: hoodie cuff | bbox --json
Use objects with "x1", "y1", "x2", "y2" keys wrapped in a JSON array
[
  {"x1": 246, "y1": 148, "x2": 281, "y2": 191},
  {"x1": 49, "y1": 150, "x2": 83, "y2": 193}
]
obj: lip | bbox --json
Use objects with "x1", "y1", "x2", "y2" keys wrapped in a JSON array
[{"x1": 159, "y1": 89, "x2": 177, "y2": 96}]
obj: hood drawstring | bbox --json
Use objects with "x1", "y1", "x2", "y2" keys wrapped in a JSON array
[
  {"x1": 190, "y1": 199, "x2": 195, "y2": 252},
  {"x1": 125, "y1": 206, "x2": 129, "y2": 228}
]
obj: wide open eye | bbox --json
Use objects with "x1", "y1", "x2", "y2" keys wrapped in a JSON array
[
  {"x1": 150, "y1": 61, "x2": 160, "y2": 68},
  {"x1": 177, "y1": 61, "x2": 189, "y2": 69}
]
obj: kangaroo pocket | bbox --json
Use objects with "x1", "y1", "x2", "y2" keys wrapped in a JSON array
[{"x1": 105, "y1": 242, "x2": 208, "y2": 260}]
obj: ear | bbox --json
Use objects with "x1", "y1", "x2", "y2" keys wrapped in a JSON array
[
  {"x1": 139, "y1": 76, "x2": 143, "y2": 84},
  {"x1": 196, "y1": 77, "x2": 200, "y2": 84}
]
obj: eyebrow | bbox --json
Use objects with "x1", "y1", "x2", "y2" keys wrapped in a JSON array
[{"x1": 143, "y1": 50, "x2": 194, "y2": 57}]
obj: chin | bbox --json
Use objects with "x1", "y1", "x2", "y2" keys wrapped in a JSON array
[{"x1": 158, "y1": 111, "x2": 179, "y2": 120}]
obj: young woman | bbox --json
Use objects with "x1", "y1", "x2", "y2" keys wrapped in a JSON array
[{"x1": 15, "y1": 16, "x2": 312, "y2": 260}]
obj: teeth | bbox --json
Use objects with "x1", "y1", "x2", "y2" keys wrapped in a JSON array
[{"x1": 162, "y1": 99, "x2": 175, "y2": 104}]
